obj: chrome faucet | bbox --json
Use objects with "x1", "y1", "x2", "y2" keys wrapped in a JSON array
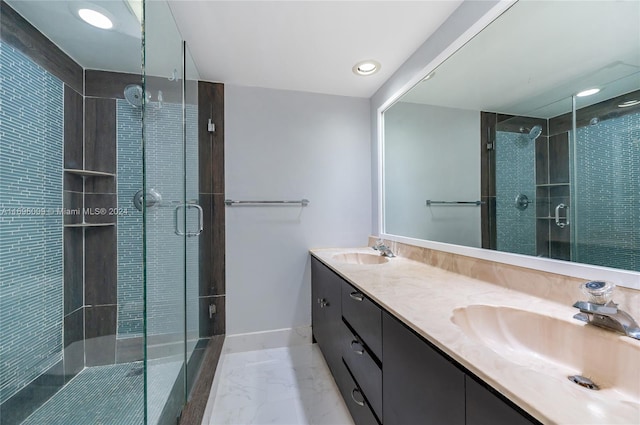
[
  {"x1": 572, "y1": 281, "x2": 640, "y2": 340},
  {"x1": 372, "y1": 239, "x2": 395, "y2": 258}
]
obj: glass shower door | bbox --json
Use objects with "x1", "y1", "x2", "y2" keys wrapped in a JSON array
[{"x1": 143, "y1": 1, "x2": 190, "y2": 423}]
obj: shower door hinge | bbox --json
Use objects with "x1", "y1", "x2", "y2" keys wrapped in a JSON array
[
  {"x1": 486, "y1": 143, "x2": 494, "y2": 151},
  {"x1": 207, "y1": 118, "x2": 215, "y2": 133},
  {"x1": 209, "y1": 303, "x2": 217, "y2": 319}
]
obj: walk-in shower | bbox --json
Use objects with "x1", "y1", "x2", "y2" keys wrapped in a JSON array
[{"x1": 0, "y1": 1, "x2": 206, "y2": 424}]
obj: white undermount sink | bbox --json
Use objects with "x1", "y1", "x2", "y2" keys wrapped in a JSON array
[
  {"x1": 451, "y1": 305, "x2": 640, "y2": 407},
  {"x1": 332, "y1": 252, "x2": 389, "y2": 265}
]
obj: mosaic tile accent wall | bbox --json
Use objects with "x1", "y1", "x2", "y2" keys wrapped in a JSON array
[
  {"x1": 495, "y1": 131, "x2": 536, "y2": 256},
  {"x1": 0, "y1": 41, "x2": 64, "y2": 402},
  {"x1": 573, "y1": 112, "x2": 640, "y2": 271},
  {"x1": 116, "y1": 100, "x2": 144, "y2": 338}
]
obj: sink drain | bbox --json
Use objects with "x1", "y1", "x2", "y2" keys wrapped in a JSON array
[{"x1": 568, "y1": 375, "x2": 599, "y2": 390}]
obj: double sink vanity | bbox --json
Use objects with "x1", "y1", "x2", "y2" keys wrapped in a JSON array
[{"x1": 310, "y1": 244, "x2": 640, "y2": 425}]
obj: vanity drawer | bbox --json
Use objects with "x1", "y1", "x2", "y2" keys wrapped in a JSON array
[
  {"x1": 342, "y1": 281, "x2": 382, "y2": 361},
  {"x1": 335, "y1": 358, "x2": 381, "y2": 425},
  {"x1": 341, "y1": 321, "x2": 382, "y2": 420}
]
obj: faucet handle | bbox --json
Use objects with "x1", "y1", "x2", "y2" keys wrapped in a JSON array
[
  {"x1": 581, "y1": 280, "x2": 615, "y2": 305},
  {"x1": 373, "y1": 239, "x2": 386, "y2": 250}
]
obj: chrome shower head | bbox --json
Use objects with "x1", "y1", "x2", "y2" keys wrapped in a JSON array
[
  {"x1": 124, "y1": 84, "x2": 143, "y2": 107},
  {"x1": 519, "y1": 125, "x2": 543, "y2": 141}
]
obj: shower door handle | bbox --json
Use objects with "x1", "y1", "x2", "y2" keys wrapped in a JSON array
[
  {"x1": 174, "y1": 204, "x2": 204, "y2": 237},
  {"x1": 555, "y1": 203, "x2": 569, "y2": 228}
]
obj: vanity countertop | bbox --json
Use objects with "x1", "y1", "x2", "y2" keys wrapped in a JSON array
[{"x1": 310, "y1": 247, "x2": 640, "y2": 425}]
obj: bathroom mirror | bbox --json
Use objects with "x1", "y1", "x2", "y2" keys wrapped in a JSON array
[{"x1": 382, "y1": 0, "x2": 640, "y2": 274}]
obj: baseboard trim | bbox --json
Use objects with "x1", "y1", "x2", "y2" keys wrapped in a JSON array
[{"x1": 223, "y1": 326, "x2": 312, "y2": 354}]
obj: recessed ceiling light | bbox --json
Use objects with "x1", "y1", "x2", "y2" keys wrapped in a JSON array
[
  {"x1": 78, "y1": 8, "x2": 113, "y2": 29},
  {"x1": 353, "y1": 60, "x2": 381, "y2": 76},
  {"x1": 576, "y1": 88, "x2": 600, "y2": 97},
  {"x1": 618, "y1": 99, "x2": 640, "y2": 108}
]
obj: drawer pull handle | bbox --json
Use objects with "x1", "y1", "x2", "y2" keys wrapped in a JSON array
[
  {"x1": 350, "y1": 340, "x2": 364, "y2": 355},
  {"x1": 318, "y1": 298, "x2": 328, "y2": 308},
  {"x1": 349, "y1": 292, "x2": 364, "y2": 302},
  {"x1": 351, "y1": 388, "x2": 365, "y2": 407}
]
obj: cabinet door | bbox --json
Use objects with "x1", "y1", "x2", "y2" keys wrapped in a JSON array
[
  {"x1": 466, "y1": 376, "x2": 538, "y2": 425},
  {"x1": 383, "y1": 312, "x2": 465, "y2": 425},
  {"x1": 311, "y1": 257, "x2": 343, "y2": 375}
]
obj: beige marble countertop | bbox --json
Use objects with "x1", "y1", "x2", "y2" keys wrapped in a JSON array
[{"x1": 310, "y1": 247, "x2": 640, "y2": 425}]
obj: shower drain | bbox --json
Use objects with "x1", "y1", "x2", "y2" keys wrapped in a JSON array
[{"x1": 568, "y1": 375, "x2": 599, "y2": 390}]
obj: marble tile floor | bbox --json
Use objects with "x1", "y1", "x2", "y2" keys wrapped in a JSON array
[{"x1": 205, "y1": 344, "x2": 354, "y2": 425}]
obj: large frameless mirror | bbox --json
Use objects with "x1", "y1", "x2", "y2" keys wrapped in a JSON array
[{"x1": 382, "y1": 0, "x2": 640, "y2": 282}]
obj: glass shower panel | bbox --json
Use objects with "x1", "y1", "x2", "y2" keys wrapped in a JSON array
[
  {"x1": 143, "y1": 1, "x2": 187, "y2": 423},
  {"x1": 184, "y1": 45, "x2": 201, "y2": 394},
  {"x1": 571, "y1": 93, "x2": 640, "y2": 272}
]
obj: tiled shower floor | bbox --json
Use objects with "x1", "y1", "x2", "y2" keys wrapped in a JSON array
[{"x1": 20, "y1": 359, "x2": 183, "y2": 425}]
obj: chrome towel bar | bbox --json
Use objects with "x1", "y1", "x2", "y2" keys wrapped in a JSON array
[
  {"x1": 426, "y1": 200, "x2": 484, "y2": 206},
  {"x1": 224, "y1": 199, "x2": 309, "y2": 206}
]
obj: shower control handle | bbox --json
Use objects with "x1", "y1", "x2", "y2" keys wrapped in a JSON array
[{"x1": 555, "y1": 203, "x2": 570, "y2": 228}]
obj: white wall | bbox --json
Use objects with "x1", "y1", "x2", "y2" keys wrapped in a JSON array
[
  {"x1": 225, "y1": 85, "x2": 371, "y2": 335},
  {"x1": 371, "y1": 0, "x2": 502, "y2": 233},
  {"x1": 384, "y1": 102, "x2": 481, "y2": 247}
]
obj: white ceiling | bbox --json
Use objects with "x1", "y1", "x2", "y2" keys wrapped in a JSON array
[
  {"x1": 399, "y1": 0, "x2": 640, "y2": 118},
  {"x1": 6, "y1": 1, "x2": 463, "y2": 98},
  {"x1": 6, "y1": 0, "x2": 143, "y2": 75},
  {"x1": 167, "y1": 0, "x2": 463, "y2": 98}
]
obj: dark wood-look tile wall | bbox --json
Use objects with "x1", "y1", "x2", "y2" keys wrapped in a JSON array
[
  {"x1": 85, "y1": 70, "x2": 142, "y2": 99},
  {"x1": 64, "y1": 228, "x2": 83, "y2": 314},
  {"x1": 63, "y1": 308, "x2": 84, "y2": 381},
  {"x1": 199, "y1": 296, "x2": 226, "y2": 338},
  {"x1": 197, "y1": 81, "x2": 226, "y2": 338},
  {"x1": 85, "y1": 98, "x2": 117, "y2": 174},
  {"x1": 549, "y1": 133, "x2": 569, "y2": 184},
  {"x1": 0, "y1": 1, "x2": 83, "y2": 94},
  {"x1": 84, "y1": 227, "x2": 117, "y2": 306},
  {"x1": 480, "y1": 112, "x2": 497, "y2": 250},
  {"x1": 64, "y1": 85, "x2": 83, "y2": 169},
  {"x1": 84, "y1": 305, "x2": 117, "y2": 367},
  {"x1": 535, "y1": 137, "x2": 549, "y2": 185}
]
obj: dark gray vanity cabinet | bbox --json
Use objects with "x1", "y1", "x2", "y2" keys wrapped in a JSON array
[
  {"x1": 311, "y1": 257, "x2": 343, "y2": 375},
  {"x1": 383, "y1": 311, "x2": 465, "y2": 425},
  {"x1": 311, "y1": 257, "x2": 539, "y2": 425},
  {"x1": 466, "y1": 376, "x2": 536, "y2": 425}
]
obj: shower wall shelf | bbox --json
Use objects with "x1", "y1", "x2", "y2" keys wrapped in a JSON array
[{"x1": 64, "y1": 169, "x2": 115, "y2": 177}]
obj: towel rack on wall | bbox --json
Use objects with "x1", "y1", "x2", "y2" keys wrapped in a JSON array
[
  {"x1": 426, "y1": 200, "x2": 484, "y2": 206},
  {"x1": 224, "y1": 199, "x2": 310, "y2": 206}
]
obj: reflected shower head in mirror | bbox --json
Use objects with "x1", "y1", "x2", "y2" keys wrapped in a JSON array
[
  {"x1": 124, "y1": 84, "x2": 143, "y2": 107},
  {"x1": 519, "y1": 125, "x2": 542, "y2": 141}
]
